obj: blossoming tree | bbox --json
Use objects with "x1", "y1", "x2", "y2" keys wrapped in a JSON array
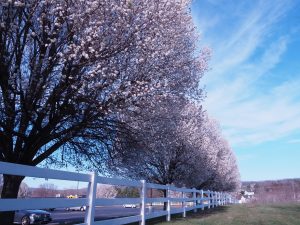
[{"x1": 109, "y1": 98, "x2": 240, "y2": 191}]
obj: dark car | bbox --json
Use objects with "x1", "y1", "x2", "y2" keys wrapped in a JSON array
[{"x1": 14, "y1": 210, "x2": 52, "y2": 225}]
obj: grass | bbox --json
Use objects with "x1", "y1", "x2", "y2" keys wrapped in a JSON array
[{"x1": 149, "y1": 203, "x2": 300, "y2": 225}]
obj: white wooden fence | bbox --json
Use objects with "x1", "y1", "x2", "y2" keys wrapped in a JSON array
[{"x1": 0, "y1": 162, "x2": 234, "y2": 225}]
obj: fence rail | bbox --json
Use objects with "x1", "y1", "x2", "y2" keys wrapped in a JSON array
[{"x1": 0, "y1": 162, "x2": 234, "y2": 225}]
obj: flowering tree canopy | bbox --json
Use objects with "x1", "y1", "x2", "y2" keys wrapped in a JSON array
[
  {"x1": 0, "y1": 0, "x2": 208, "y2": 167},
  {"x1": 109, "y1": 98, "x2": 240, "y2": 191},
  {"x1": 109, "y1": 97, "x2": 197, "y2": 185},
  {"x1": 183, "y1": 115, "x2": 240, "y2": 191}
]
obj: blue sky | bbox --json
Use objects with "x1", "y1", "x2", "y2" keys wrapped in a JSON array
[{"x1": 192, "y1": 0, "x2": 300, "y2": 181}]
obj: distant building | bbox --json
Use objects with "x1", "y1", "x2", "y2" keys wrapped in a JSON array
[
  {"x1": 244, "y1": 191, "x2": 255, "y2": 199},
  {"x1": 238, "y1": 190, "x2": 255, "y2": 203},
  {"x1": 55, "y1": 193, "x2": 61, "y2": 198}
]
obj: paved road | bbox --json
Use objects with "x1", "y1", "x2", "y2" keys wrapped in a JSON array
[{"x1": 48, "y1": 206, "x2": 163, "y2": 224}]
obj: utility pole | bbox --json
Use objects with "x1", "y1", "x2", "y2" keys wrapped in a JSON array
[{"x1": 292, "y1": 181, "x2": 296, "y2": 201}]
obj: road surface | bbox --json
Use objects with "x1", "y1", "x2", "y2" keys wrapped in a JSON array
[{"x1": 48, "y1": 206, "x2": 163, "y2": 224}]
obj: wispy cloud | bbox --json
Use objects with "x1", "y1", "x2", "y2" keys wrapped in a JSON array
[
  {"x1": 193, "y1": 0, "x2": 300, "y2": 146},
  {"x1": 287, "y1": 139, "x2": 300, "y2": 144}
]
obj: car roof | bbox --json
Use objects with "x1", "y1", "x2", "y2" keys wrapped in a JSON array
[{"x1": 21, "y1": 209, "x2": 50, "y2": 214}]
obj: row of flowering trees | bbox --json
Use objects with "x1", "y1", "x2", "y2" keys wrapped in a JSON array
[
  {"x1": 0, "y1": 0, "x2": 239, "y2": 223},
  {"x1": 108, "y1": 96, "x2": 240, "y2": 191}
]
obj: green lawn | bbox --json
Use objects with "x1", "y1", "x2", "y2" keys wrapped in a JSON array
[{"x1": 150, "y1": 204, "x2": 300, "y2": 225}]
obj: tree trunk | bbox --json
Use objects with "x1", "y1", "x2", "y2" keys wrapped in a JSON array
[{"x1": 0, "y1": 174, "x2": 24, "y2": 225}]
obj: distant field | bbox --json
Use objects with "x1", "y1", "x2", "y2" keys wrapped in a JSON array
[{"x1": 150, "y1": 203, "x2": 300, "y2": 225}]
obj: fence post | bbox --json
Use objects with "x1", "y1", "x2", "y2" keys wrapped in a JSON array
[
  {"x1": 140, "y1": 180, "x2": 146, "y2": 225},
  {"x1": 208, "y1": 190, "x2": 211, "y2": 209},
  {"x1": 182, "y1": 190, "x2": 186, "y2": 218},
  {"x1": 212, "y1": 192, "x2": 215, "y2": 208},
  {"x1": 221, "y1": 192, "x2": 223, "y2": 205},
  {"x1": 166, "y1": 185, "x2": 171, "y2": 222},
  {"x1": 84, "y1": 171, "x2": 97, "y2": 225},
  {"x1": 222, "y1": 193, "x2": 223, "y2": 205},
  {"x1": 220, "y1": 192, "x2": 222, "y2": 206},
  {"x1": 222, "y1": 193, "x2": 226, "y2": 205},
  {"x1": 201, "y1": 190, "x2": 204, "y2": 211},
  {"x1": 193, "y1": 188, "x2": 197, "y2": 213}
]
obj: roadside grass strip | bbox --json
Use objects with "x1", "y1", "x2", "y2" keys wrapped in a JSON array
[{"x1": 142, "y1": 203, "x2": 300, "y2": 225}]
